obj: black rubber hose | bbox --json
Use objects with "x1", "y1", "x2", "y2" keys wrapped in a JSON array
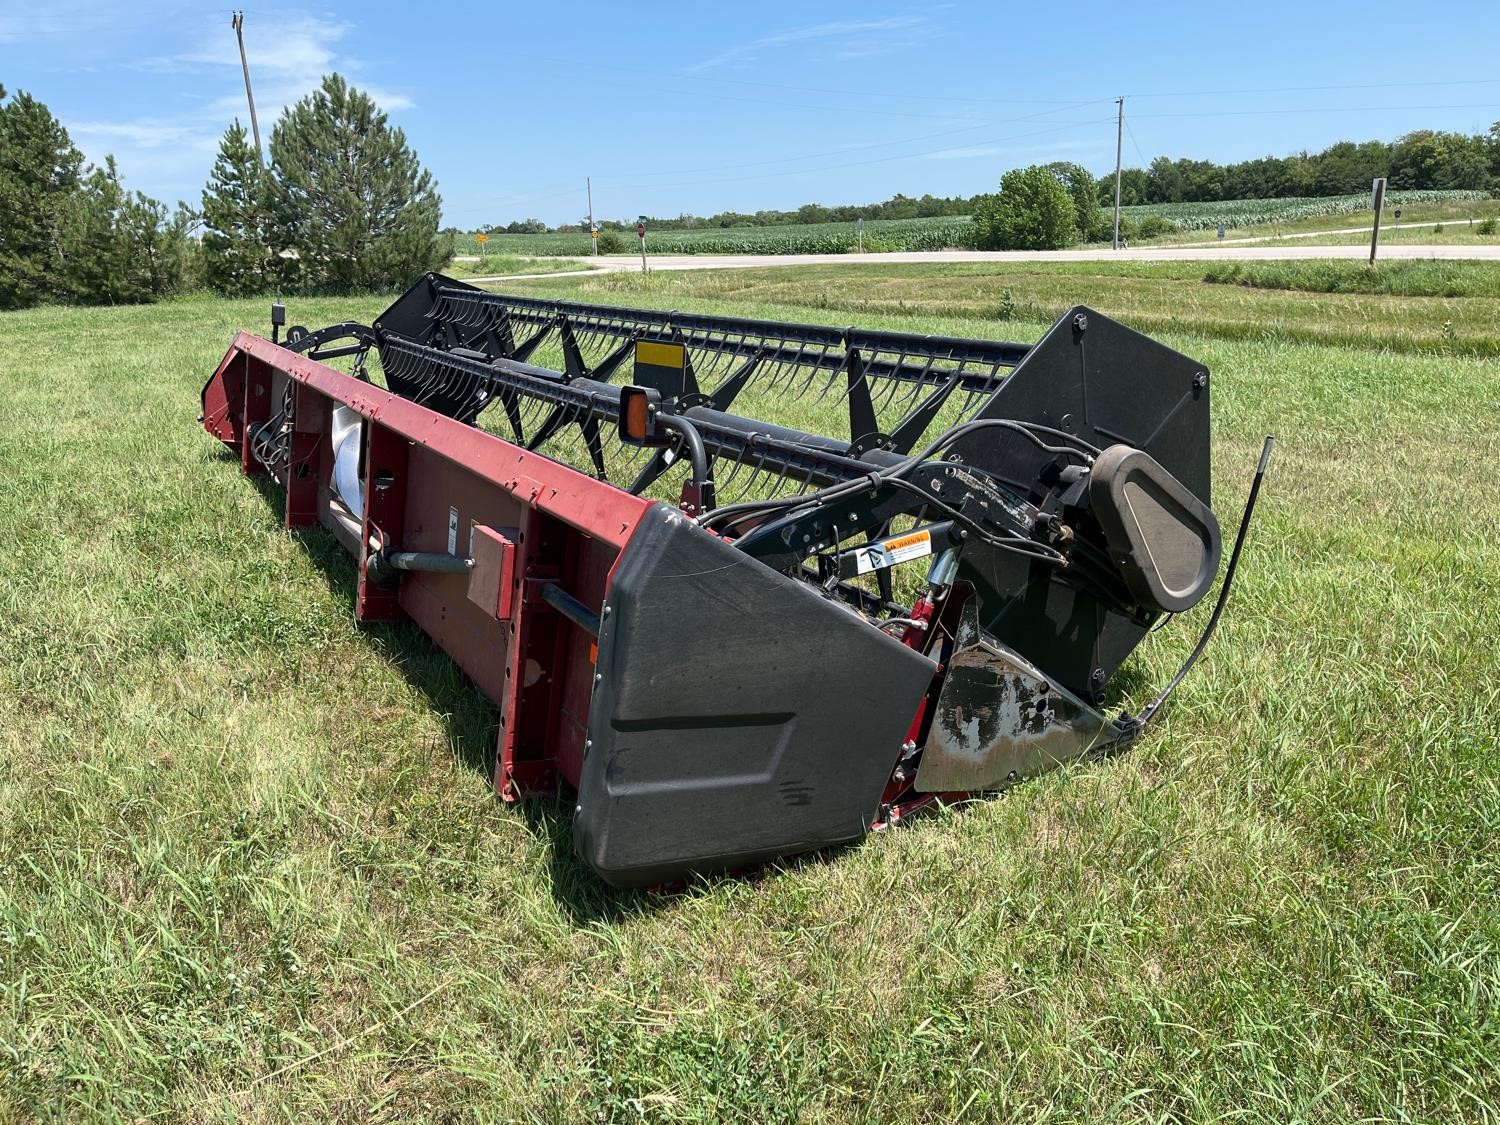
[{"x1": 1134, "y1": 434, "x2": 1275, "y2": 728}]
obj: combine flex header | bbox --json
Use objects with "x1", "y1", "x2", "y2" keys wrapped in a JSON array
[{"x1": 201, "y1": 274, "x2": 1268, "y2": 887}]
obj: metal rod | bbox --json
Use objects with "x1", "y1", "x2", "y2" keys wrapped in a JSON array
[
  {"x1": 656, "y1": 414, "x2": 715, "y2": 510},
  {"x1": 540, "y1": 582, "x2": 601, "y2": 637},
  {"x1": 386, "y1": 551, "x2": 474, "y2": 574}
]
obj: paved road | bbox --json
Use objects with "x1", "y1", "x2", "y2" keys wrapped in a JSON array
[
  {"x1": 461, "y1": 243, "x2": 1498, "y2": 283},
  {"x1": 1173, "y1": 217, "x2": 1488, "y2": 247}
]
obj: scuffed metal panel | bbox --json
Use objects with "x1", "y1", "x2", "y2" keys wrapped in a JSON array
[{"x1": 915, "y1": 603, "x2": 1108, "y2": 793}]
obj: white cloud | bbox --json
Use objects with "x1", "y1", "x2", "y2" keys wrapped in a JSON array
[
  {"x1": 684, "y1": 16, "x2": 925, "y2": 74},
  {"x1": 61, "y1": 11, "x2": 415, "y2": 204}
]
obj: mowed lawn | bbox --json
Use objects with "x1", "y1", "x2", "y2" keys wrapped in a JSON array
[{"x1": 0, "y1": 266, "x2": 1498, "y2": 1121}]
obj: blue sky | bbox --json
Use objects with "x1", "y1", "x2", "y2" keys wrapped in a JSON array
[{"x1": 3, "y1": 1, "x2": 1498, "y2": 229}]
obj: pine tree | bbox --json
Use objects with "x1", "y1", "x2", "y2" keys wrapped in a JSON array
[
  {"x1": 267, "y1": 74, "x2": 444, "y2": 291},
  {"x1": 59, "y1": 157, "x2": 186, "y2": 305},
  {"x1": 0, "y1": 85, "x2": 85, "y2": 308},
  {"x1": 200, "y1": 121, "x2": 270, "y2": 295}
]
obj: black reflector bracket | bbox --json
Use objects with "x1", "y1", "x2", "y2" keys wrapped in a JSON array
[{"x1": 1088, "y1": 444, "x2": 1222, "y2": 614}]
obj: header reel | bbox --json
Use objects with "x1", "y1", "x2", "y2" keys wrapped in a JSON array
[{"x1": 203, "y1": 274, "x2": 1267, "y2": 886}]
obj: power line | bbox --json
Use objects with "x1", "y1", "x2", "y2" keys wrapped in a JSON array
[
  {"x1": 472, "y1": 104, "x2": 1105, "y2": 208},
  {"x1": 1123, "y1": 78, "x2": 1500, "y2": 99},
  {"x1": 1131, "y1": 101, "x2": 1500, "y2": 120},
  {"x1": 600, "y1": 102, "x2": 1104, "y2": 183},
  {"x1": 1124, "y1": 116, "x2": 1149, "y2": 167},
  {"x1": 590, "y1": 119, "x2": 1109, "y2": 194}
]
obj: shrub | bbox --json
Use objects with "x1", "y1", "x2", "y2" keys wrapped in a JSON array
[
  {"x1": 972, "y1": 165, "x2": 1078, "y2": 251},
  {"x1": 1479, "y1": 217, "x2": 1498, "y2": 236},
  {"x1": 595, "y1": 229, "x2": 625, "y2": 254}
]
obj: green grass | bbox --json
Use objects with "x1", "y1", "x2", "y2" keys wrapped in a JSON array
[
  {"x1": 2, "y1": 267, "x2": 1500, "y2": 1120},
  {"x1": 441, "y1": 254, "x2": 598, "y2": 279},
  {"x1": 1204, "y1": 259, "x2": 1500, "y2": 298},
  {"x1": 513, "y1": 260, "x2": 1500, "y2": 358},
  {"x1": 1250, "y1": 216, "x2": 1500, "y2": 248}
]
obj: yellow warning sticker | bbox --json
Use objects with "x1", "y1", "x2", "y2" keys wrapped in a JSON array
[
  {"x1": 854, "y1": 529, "x2": 932, "y2": 575},
  {"x1": 634, "y1": 340, "x2": 686, "y2": 369}
]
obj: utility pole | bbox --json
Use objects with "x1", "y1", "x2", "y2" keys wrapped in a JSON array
[
  {"x1": 231, "y1": 12, "x2": 262, "y2": 164},
  {"x1": 1112, "y1": 96, "x2": 1124, "y2": 250},
  {"x1": 587, "y1": 177, "x2": 597, "y2": 256},
  {"x1": 1368, "y1": 176, "x2": 1387, "y2": 267}
]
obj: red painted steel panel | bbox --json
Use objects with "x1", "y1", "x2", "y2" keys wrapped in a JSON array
[
  {"x1": 222, "y1": 333, "x2": 651, "y2": 549},
  {"x1": 397, "y1": 443, "x2": 530, "y2": 707},
  {"x1": 203, "y1": 333, "x2": 661, "y2": 803}
]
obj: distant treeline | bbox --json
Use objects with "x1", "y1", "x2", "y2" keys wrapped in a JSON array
[
  {"x1": 470, "y1": 127, "x2": 1500, "y2": 234},
  {"x1": 1111, "y1": 128, "x2": 1500, "y2": 206},
  {"x1": 475, "y1": 193, "x2": 981, "y2": 236}
]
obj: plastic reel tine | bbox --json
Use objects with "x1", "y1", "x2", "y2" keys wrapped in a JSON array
[
  {"x1": 739, "y1": 453, "x2": 775, "y2": 504},
  {"x1": 807, "y1": 344, "x2": 843, "y2": 402},
  {"x1": 894, "y1": 355, "x2": 937, "y2": 414},
  {"x1": 713, "y1": 452, "x2": 754, "y2": 502},
  {"x1": 873, "y1": 358, "x2": 910, "y2": 416},
  {"x1": 610, "y1": 431, "x2": 651, "y2": 476},
  {"x1": 758, "y1": 355, "x2": 792, "y2": 394},
  {"x1": 517, "y1": 393, "x2": 550, "y2": 428}
]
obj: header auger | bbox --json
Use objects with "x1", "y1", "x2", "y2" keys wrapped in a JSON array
[{"x1": 202, "y1": 273, "x2": 1266, "y2": 887}]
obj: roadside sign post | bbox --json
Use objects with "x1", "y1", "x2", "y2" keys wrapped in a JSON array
[
  {"x1": 637, "y1": 222, "x2": 647, "y2": 274},
  {"x1": 1369, "y1": 177, "x2": 1387, "y2": 267},
  {"x1": 857, "y1": 217, "x2": 864, "y2": 253},
  {"x1": 476, "y1": 231, "x2": 488, "y2": 260},
  {"x1": 587, "y1": 176, "x2": 596, "y2": 256}
]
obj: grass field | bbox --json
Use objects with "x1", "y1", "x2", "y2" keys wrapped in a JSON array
[
  {"x1": 1202, "y1": 259, "x2": 1500, "y2": 298},
  {"x1": 533, "y1": 259, "x2": 1500, "y2": 358},
  {"x1": 2, "y1": 265, "x2": 1498, "y2": 1120}
]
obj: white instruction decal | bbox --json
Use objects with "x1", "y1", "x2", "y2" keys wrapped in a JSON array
[{"x1": 447, "y1": 507, "x2": 459, "y2": 554}]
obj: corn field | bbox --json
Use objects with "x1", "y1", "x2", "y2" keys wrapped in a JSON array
[
  {"x1": 451, "y1": 216, "x2": 973, "y2": 257},
  {"x1": 453, "y1": 189, "x2": 1492, "y2": 257},
  {"x1": 1119, "y1": 190, "x2": 1490, "y2": 231}
]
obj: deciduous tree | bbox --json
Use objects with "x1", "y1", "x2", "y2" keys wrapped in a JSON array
[{"x1": 973, "y1": 165, "x2": 1078, "y2": 251}]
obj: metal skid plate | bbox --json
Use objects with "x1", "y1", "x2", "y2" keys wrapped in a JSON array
[{"x1": 914, "y1": 601, "x2": 1110, "y2": 793}]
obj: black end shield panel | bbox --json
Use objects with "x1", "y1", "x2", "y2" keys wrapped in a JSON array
[
  {"x1": 948, "y1": 306, "x2": 1214, "y2": 699},
  {"x1": 574, "y1": 505, "x2": 937, "y2": 888}
]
